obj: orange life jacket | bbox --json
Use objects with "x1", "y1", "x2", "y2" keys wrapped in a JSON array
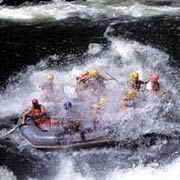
[{"x1": 29, "y1": 105, "x2": 42, "y2": 118}]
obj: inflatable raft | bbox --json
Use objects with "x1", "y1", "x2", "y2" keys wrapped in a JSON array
[{"x1": 19, "y1": 118, "x2": 118, "y2": 149}]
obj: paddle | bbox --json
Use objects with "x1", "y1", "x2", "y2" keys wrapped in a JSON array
[
  {"x1": 61, "y1": 83, "x2": 65, "y2": 95},
  {"x1": 0, "y1": 116, "x2": 31, "y2": 139},
  {"x1": 106, "y1": 72, "x2": 121, "y2": 85},
  {"x1": 0, "y1": 124, "x2": 20, "y2": 139}
]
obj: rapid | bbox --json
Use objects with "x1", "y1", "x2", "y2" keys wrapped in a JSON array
[{"x1": 0, "y1": 0, "x2": 180, "y2": 179}]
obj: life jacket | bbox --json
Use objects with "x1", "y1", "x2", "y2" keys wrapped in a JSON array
[
  {"x1": 63, "y1": 110, "x2": 73, "y2": 121},
  {"x1": 134, "y1": 81, "x2": 141, "y2": 91},
  {"x1": 41, "y1": 81, "x2": 53, "y2": 92},
  {"x1": 146, "y1": 81, "x2": 160, "y2": 92},
  {"x1": 29, "y1": 104, "x2": 42, "y2": 118},
  {"x1": 126, "y1": 99, "x2": 135, "y2": 108},
  {"x1": 128, "y1": 80, "x2": 142, "y2": 91},
  {"x1": 29, "y1": 105, "x2": 50, "y2": 130},
  {"x1": 77, "y1": 74, "x2": 91, "y2": 85},
  {"x1": 76, "y1": 75, "x2": 91, "y2": 92}
]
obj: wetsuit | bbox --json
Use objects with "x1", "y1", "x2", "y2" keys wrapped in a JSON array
[{"x1": 128, "y1": 79, "x2": 144, "y2": 91}]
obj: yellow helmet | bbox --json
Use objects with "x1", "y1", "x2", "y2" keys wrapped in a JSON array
[
  {"x1": 98, "y1": 97, "x2": 106, "y2": 106},
  {"x1": 90, "y1": 69, "x2": 99, "y2": 77},
  {"x1": 130, "y1": 72, "x2": 139, "y2": 79},
  {"x1": 47, "y1": 74, "x2": 54, "y2": 80},
  {"x1": 81, "y1": 70, "x2": 89, "y2": 76},
  {"x1": 127, "y1": 91, "x2": 137, "y2": 99}
]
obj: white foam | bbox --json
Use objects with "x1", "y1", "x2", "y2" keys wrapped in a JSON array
[
  {"x1": 106, "y1": 157, "x2": 180, "y2": 180},
  {"x1": 0, "y1": 37, "x2": 178, "y2": 178},
  {"x1": 1, "y1": 1, "x2": 180, "y2": 21},
  {"x1": 87, "y1": 43, "x2": 103, "y2": 55},
  {"x1": 0, "y1": 166, "x2": 17, "y2": 180},
  {"x1": 53, "y1": 157, "x2": 94, "y2": 180},
  {"x1": 0, "y1": 37, "x2": 179, "y2": 126},
  {"x1": 50, "y1": 150, "x2": 180, "y2": 180}
]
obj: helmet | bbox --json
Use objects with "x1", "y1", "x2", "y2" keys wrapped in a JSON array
[
  {"x1": 81, "y1": 70, "x2": 89, "y2": 76},
  {"x1": 98, "y1": 97, "x2": 106, "y2": 106},
  {"x1": 150, "y1": 73, "x2": 159, "y2": 82},
  {"x1": 127, "y1": 91, "x2": 137, "y2": 99},
  {"x1": 90, "y1": 69, "x2": 99, "y2": 77},
  {"x1": 47, "y1": 74, "x2": 54, "y2": 80},
  {"x1": 130, "y1": 72, "x2": 139, "y2": 79},
  {"x1": 32, "y1": 98, "x2": 39, "y2": 104},
  {"x1": 64, "y1": 102, "x2": 72, "y2": 110}
]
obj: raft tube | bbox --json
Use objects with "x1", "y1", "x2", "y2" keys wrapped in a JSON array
[{"x1": 19, "y1": 118, "x2": 118, "y2": 149}]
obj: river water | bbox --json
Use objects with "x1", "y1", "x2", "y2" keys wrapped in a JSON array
[{"x1": 0, "y1": 0, "x2": 180, "y2": 180}]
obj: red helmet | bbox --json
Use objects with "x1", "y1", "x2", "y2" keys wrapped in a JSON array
[
  {"x1": 32, "y1": 99, "x2": 38, "y2": 104},
  {"x1": 150, "y1": 73, "x2": 159, "y2": 82}
]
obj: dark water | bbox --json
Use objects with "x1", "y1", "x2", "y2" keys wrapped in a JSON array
[
  {"x1": 108, "y1": 15, "x2": 180, "y2": 67},
  {"x1": 1, "y1": 15, "x2": 180, "y2": 88},
  {"x1": 0, "y1": 19, "x2": 108, "y2": 87},
  {"x1": 0, "y1": 13, "x2": 180, "y2": 179}
]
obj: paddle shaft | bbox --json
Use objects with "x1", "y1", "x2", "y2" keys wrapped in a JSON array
[
  {"x1": 0, "y1": 117, "x2": 31, "y2": 139},
  {"x1": 0, "y1": 124, "x2": 19, "y2": 139},
  {"x1": 106, "y1": 72, "x2": 121, "y2": 85}
]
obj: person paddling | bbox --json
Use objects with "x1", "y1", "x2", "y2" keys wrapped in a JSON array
[
  {"x1": 119, "y1": 91, "x2": 137, "y2": 110},
  {"x1": 92, "y1": 97, "x2": 106, "y2": 129},
  {"x1": 76, "y1": 70, "x2": 92, "y2": 90},
  {"x1": 41, "y1": 74, "x2": 54, "y2": 100},
  {"x1": 145, "y1": 73, "x2": 162, "y2": 94},
  {"x1": 22, "y1": 99, "x2": 54, "y2": 131},
  {"x1": 127, "y1": 71, "x2": 145, "y2": 91},
  {"x1": 61, "y1": 102, "x2": 84, "y2": 133},
  {"x1": 87, "y1": 69, "x2": 115, "y2": 96}
]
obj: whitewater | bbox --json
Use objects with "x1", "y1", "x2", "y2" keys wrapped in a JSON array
[{"x1": 0, "y1": 0, "x2": 180, "y2": 180}]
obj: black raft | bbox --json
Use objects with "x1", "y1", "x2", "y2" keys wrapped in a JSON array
[{"x1": 19, "y1": 117, "x2": 118, "y2": 149}]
